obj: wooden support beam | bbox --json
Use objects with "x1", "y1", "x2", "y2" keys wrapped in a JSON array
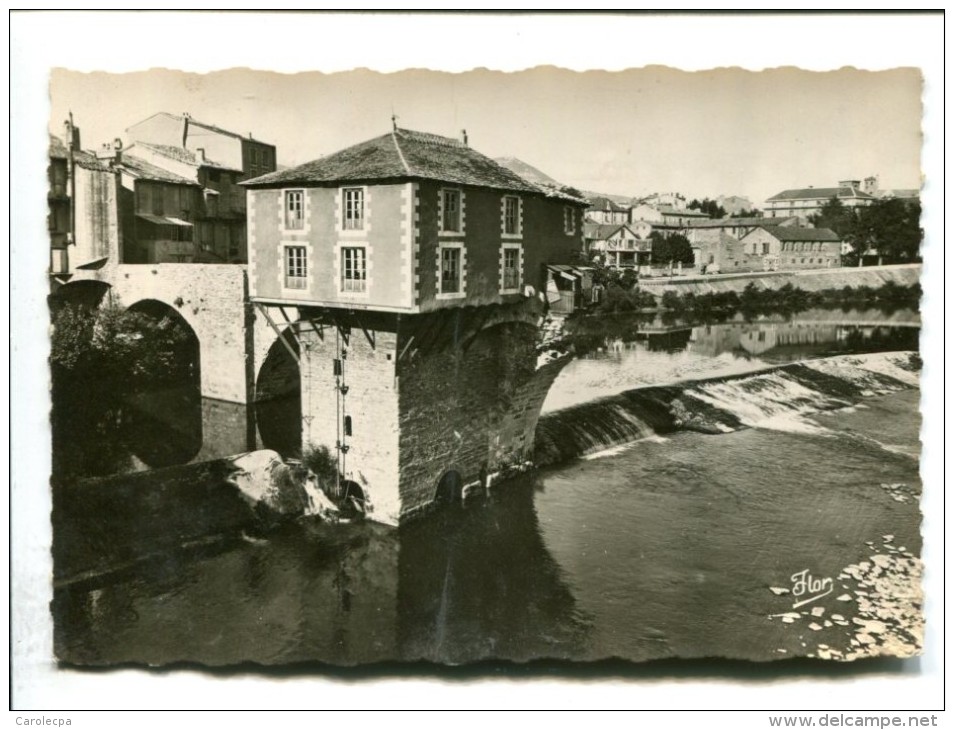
[
  {"x1": 349, "y1": 310, "x2": 376, "y2": 350},
  {"x1": 304, "y1": 317, "x2": 325, "y2": 341},
  {"x1": 398, "y1": 334, "x2": 416, "y2": 362},
  {"x1": 254, "y1": 302, "x2": 300, "y2": 364}
]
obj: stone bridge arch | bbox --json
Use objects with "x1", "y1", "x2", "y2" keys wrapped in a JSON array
[
  {"x1": 253, "y1": 327, "x2": 302, "y2": 457},
  {"x1": 89, "y1": 263, "x2": 254, "y2": 403}
]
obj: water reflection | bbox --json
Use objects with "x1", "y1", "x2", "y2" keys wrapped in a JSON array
[
  {"x1": 52, "y1": 306, "x2": 918, "y2": 481},
  {"x1": 546, "y1": 308, "x2": 919, "y2": 413},
  {"x1": 53, "y1": 474, "x2": 590, "y2": 665},
  {"x1": 51, "y1": 383, "x2": 300, "y2": 481},
  {"x1": 397, "y1": 476, "x2": 591, "y2": 663}
]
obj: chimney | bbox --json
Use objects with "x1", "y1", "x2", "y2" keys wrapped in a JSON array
[
  {"x1": 63, "y1": 118, "x2": 80, "y2": 151},
  {"x1": 182, "y1": 112, "x2": 190, "y2": 148},
  {"x1": 460, "y1": 129, "x2": 468, "y2": 146},
  {"x1": 113, "y1": 137, "x2": 123, "y2": 164}
]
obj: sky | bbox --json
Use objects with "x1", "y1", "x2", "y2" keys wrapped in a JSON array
[{"x1": 48, "y1": 61, "x2": 923, "y2": 208}]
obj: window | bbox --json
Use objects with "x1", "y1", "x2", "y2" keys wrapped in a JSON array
[
  {"x1": 341, "y1": 247, "x2": 367, "y2": 293},
  {"x1": 169, "y1": 225, "x2": 192, "y2": 243},
  {"x1": 762, "y1": 242, "x2": 770, "y2": 255},
  {"x1": 343, "y1": 188, "x2": 364, "y2": 230},
  {"x1": 285, "y1": 190, "x2": 304, "y2": 230},
  {"x1": 285, "y1": 246, "x2": 307, "y2": 289},
  {"x1": 152, "y1": 186, "x2": 164, "y2": 216},
  {"x1": 502, "y1": 246, "x2": 520, "y2": 291},
  {"x1": 564, "y1": 206, "x2": 575, "y2": 235},
  {"x1": 503, "y1": 196, "x2": 520, "y2": 235},
  {"x1": 441, "y1": 189, "x2": 461, "y2": 232},
  {"x1": 441, "y1": 246, "x2": 461, "y2": 294}
]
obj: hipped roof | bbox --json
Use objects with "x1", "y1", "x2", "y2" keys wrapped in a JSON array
[{"x1": 243, "y1": 127, "x2": 587, "y2": 203}]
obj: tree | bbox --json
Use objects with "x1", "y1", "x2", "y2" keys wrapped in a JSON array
[
  {"x1": 688, "y1": 197, "x2": 728, "y2": 219},
  {"x1": 735, "y1": 207, "x2": 761, "y2": 218},
  {"x1": 845, "y1": 198, "x2": 922, "y2": 263},
  {"x1": 51, "y1": 293, "x2": 195, "y2": 388},
  {"x1": 808, "y1": 196, "x2": 856, "y2": 238},
  {"x1": 650, "y1": 232, "x2": 694, "y2": 266}
]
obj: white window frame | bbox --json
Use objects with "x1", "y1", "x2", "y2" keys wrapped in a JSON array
[
  {"x1": 338, "y1": 186, "x2": 370, "y2": 238},
  {"x1": 282, "y1": 189, "x2": 306, "y2": 232},
  {"x1": 501, "y1": 195, "x2": 522, "y2": 238},
  {"x1": 439, "y1": 188, "x2": 465, "y2": 236},
  {"x1": 342, "y1": 187, "x2": 365, "y2": 231},
  {"x1": 499, "y1": 242, "x2": 523, "y2": 294},
  {"x1": 339, "y1": 244, "x2": 370, "y2": 296},
  {"x1": 436, "y1": 241, "x2": 466, "y2": 300},
  {"x1": 283, "y1": 244, "x2": 308, "y2": 291}
]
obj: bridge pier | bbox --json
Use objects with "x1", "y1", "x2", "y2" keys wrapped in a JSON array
[{"x1": 285, "y1": 299, "x2": 570, "y2": 525}]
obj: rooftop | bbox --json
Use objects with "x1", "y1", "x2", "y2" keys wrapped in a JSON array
[
  {"x1": 134, "y1": 142, "x2": 240, "y2": 172},
  {"x1": 657, "y1": 205, "x2": 710, "y2": 217},
  {"x1": 243, "y1": 127, "x2": 584, "y2": 202},
  {"x1": 133, "y1": 111, "x2": 273, "y2": 146},
  {"x1": 586, "y1": 196, "x2": 629, "y2": 213},
  {"x1": 766, "y1": 186, "x2": 876, "y2": 202},
  {"x1": 120, "y1": 154, "x2": 201, "y2": 186},
  {"x1": 684, "y1": 216, "x2": 795, "y2": 229},
  {"x1": 583, "y1": 222, "x2": 633, "y2": 240},
  {"x1": 754, "y1": 225, "x2": 841, "y2": 242},
  {"x1": 73, "y1": 150, "x2": 113, "y2": 172}
]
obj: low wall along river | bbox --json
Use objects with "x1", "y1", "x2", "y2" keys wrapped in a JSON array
[{"x1": 639, "y1": 263, "x2": 921, "y2": 295}]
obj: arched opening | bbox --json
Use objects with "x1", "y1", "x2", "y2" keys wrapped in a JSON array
[
  {"x1": 339, "y1": 479, "x2": 368, "y2": 519},
  {"x1": 125, "y1": 299, "x2": 201, "y2": 388},
  {"x1": 434, "y1": 470, "x2": 463, "y2": 505},
  {"x1": 121, "y1": 299, "x2": 203, "y2": 468},
  {"x1": 254, "y1": 330, "x2": 301, "y2": 458}
]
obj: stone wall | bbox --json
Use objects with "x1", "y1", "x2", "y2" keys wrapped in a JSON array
[
  {"x1": 396, "y1": 321, "x2": 542, "y2": 519},
  {"x1": 639, "y1": 263, "x2": 921, "y2": 296},
  {"x1": 107, "y1": 264, "x2": 253, "y2": 403},
  {"x1": 289, "y1": 300, "x2": 568, "y2": 525},
  {"x1": 299, "y1": 325, "x2": 402, "y2": 525}
]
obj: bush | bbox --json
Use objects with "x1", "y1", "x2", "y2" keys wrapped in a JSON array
[
  {"x1": 660, "y1": 290, "x2": 683, "y2": 311},
  {"x1": 302, "y1": 443, "x2": 339, "y2": 487}
]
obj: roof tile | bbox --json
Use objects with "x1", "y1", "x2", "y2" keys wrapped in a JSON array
[{"x1": 243, "y1": 127, "x2": 584, "y2": 202}]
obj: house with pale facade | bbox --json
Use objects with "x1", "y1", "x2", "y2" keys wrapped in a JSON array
[
  {"x1": 585, "y1": 196, "x2": 630, "y2": 224},
  {"x1": 742, "y1": 226, "x2": 842, "y2": 270},
  {"x1": 691, "y1": 224, "x2": 841, "y2": 274},
  {"x1": 243, "y1": 126, "x2": 586, "y2": 312},
  {"x1": 763, "y1": 178, "x2": 877, "y2": 220},
  {"x1": 583, "y1": 222, "x2": 651, "y2": 268},
  {"x1": 629, "y1": 202, "x2": 708, "y2": 232},
  {"x1": 683, "y1": 216, "x2": 796, "y2": 244}
]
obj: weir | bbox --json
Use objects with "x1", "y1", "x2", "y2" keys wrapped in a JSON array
[{"x1": 533, "y1": 352, "x2": 919, "y2": 466}]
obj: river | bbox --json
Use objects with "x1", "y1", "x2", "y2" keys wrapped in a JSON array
[{"x1": 52, "y1": 308, "x2": 923, "y2": 667}]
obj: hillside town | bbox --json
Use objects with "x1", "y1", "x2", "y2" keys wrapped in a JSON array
[{"x1": 49, "y1": 112, "x2": 920, "y2": 300}]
